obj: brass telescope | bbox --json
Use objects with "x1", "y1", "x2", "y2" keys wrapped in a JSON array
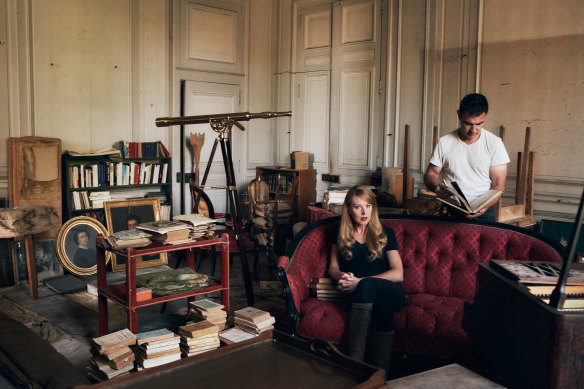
[{"x1": 155, "y1": 111, "x2": 291, "y2": 127}]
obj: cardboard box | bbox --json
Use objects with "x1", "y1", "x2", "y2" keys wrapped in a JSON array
[{"x1": 291, "y1": 151, "x2": 309, "y2": 169}]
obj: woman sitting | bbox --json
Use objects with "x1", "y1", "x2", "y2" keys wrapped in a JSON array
[{"x1": 328, "y1": 185, "x2": 406, "y2": 376}]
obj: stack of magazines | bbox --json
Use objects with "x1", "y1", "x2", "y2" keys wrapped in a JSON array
[
  {"x1": 106, "y1": 229, "x2": 151, "y2": 249},
  {"x1": 173, "y1": 214, "x2": 216, "y2": 239}
]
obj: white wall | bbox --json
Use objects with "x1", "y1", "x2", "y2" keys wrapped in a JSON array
[
  {"x1": 1, "y1": 0, "x2": 583, "y2": 222},
  {"x1": 480, "y1": 0, "x2": 584, "y2": 220}
]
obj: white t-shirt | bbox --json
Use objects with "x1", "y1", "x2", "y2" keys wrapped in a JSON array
[{"x1": 429, "y1": 129, "x2": 510, "y2": 203}]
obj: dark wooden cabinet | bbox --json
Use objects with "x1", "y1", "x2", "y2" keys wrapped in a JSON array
[{"x1": 255, "y1": 166, "x2": 316, "y2": 222}]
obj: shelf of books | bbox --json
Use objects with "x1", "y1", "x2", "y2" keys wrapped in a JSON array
[
  {"x1": 62, "y1": 142, "x2": 172, "y2": 224},
  {"x1": 255, "y1": 166, "x2": 316, "y2": 222}
]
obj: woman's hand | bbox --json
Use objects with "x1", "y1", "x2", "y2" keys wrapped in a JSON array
[{"x1": 337, "y1": 272, "x2": 361, "y2": 293}]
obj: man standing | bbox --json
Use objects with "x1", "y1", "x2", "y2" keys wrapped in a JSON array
[{"x1": 424, "y1": 93, "x2": 510, "y2": 222}]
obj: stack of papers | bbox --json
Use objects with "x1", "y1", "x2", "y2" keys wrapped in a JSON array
[{"x1": 173, "y1": 214, "x2": 216, "y2": 239}]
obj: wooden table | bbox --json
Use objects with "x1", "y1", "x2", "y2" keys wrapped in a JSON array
[
  {"x1": 96, "y1": 233, "x2": 229, "y2": 334},
  {"x1": 74, "y1": 330, "x2": 386, "y2": 388},
  {"x1": 389, "y1": 364, "x2": 503, "y2": 388}
]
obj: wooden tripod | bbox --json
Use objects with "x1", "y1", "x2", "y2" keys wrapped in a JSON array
[{"x1": 194, "y1": 121, "x2": 255, "y2": 306}]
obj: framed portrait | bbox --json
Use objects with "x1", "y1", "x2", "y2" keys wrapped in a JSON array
[
  {"x1": 104, "y1": 198, "x2": 167, "y2": 272},
  {"x1": 11, "y1": 240, "x2": 28, "y2": 284},
  {"x1": 34, "y1": 239, "x2": 63, "y2": 280},
  {"x1": 57, "y1": 216, "x2": 110, "y2": 276}
]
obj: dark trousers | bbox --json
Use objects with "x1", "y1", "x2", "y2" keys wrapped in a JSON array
[{"x1": 348, "y1": 277, "x2": 405, "y2": 332}]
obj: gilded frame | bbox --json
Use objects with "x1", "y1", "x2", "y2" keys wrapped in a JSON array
[
  {"x1": 104, "y1": 198, "x2": 167, "y2": 272},
  {"x1": 57, "y1": 216, "x2": 110, "y2": 276}
]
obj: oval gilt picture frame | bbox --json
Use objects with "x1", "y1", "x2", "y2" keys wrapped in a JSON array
[{"x1": 56, "y1": 216, "x2": 110, "y2": 276}]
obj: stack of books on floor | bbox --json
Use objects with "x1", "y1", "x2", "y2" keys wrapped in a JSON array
[
  {"x1": 233, "y1": 307, "x2": 275, "y2": 335},
  {"x1": 173, "y1": 213, "x2": 216, "y2": 239},
  {"x1": 137, "y1": 220, "x2": 192, "y2": 244},
  {"x1": 309, "y1": 277, "x2": 343, "y2": 302},
  {"x1": 87, "y1": 328, "x2": 136, "y2": 381},
  {"x1": 134, "y1": 328, "x2": 181, "y2": 369},
  {"x1": 178, "y1": 320, "x2": 221, "y2": 357},
  {"x1": 189, "y1": 298, "x2": 227, "y2": 330},
  {"x1": 106, "y1": 229, "x2": 151, "y2": 249}
]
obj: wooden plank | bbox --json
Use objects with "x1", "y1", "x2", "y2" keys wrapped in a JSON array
[
  {"x1": 8, "y1": 137, "x2": 62, "y2": 238},
  {"x1": 403, "y1": 125, "x2": 410, "y2": 208}
]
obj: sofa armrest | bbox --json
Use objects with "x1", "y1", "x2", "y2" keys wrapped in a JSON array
[
  {"x1": 276, "y1": 266, "x2": 302, "y2": 330},
  {"x1": 277, "y1": 255, "x2": 290, "y2": 269}
]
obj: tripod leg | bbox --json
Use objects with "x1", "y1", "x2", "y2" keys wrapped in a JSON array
[
  {"x1": 194, "y1": 138, "x2": 219, "y2": 211},
  {"x1": 220, "y1": 138, "x2": 255, "y2": 306}
]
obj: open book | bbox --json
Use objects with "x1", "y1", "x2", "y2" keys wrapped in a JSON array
[{"x1": 437, "y1": 182, "x2": 502, "y2": 214}]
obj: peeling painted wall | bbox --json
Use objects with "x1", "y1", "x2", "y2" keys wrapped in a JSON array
[{"x1": 480, "y1": 0, "x2": 584, "y2": 219}]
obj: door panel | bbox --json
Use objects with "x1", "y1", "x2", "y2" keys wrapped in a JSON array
[
  {"x1": 180, "y1": 80, "x2": 243, "y2": 215},
  {"x1": 331, "y1": 0, "x2": 381, "y2": 182},
  {"x1": 292, "y1": 0, "x2": 382, "y2": 197}
]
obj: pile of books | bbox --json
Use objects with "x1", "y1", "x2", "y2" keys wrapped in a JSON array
[
  {"x1": 134, "y1": 328, "x2": 181, "y2": 369},
  {"x1": 89, "y1": 191, "x2": 112, "y2": 208},
  {"x1": 173, "y1": 214, "x2": 216, "y2": 239},
  {"x1": 106, "y1": 229, "x2": 151, "y2": 249},
  {"x1": 178, "y1": 320, "x2": 220, "y2": 357},
  {"x1": 189, "y1": 298, "x2": 227, "y2": 330},
  {"x1": 137, "y1": 220, "x2": 192, "y2": 245},
  {"x1": 88, "y1": 328, "x2": 136, "y2": 381},
  {"x1": 309, "y1": 277, "x2": 343, "y2": 302},
  {"x1": 233, "y1": 307, "x2": 275, "y2": 335}
]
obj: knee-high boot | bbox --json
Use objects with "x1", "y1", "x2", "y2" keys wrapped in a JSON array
[
  {"x1": 365, "y1": 330, "x2": 394, "y2": 378},
  {"x1": 347, "y1": 302, "x2": 373, "y2": 361}
]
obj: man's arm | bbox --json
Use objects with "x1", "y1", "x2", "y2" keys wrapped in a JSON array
[
  {"x1": 464, "y1": 163, "x2": 507, "y2": 219},
  {"x1": 489, "y1": 163, "x2": 507, "y2": 192},
  {"x1": 424, "y1": 163, "x2": 449, "y2": 197}
]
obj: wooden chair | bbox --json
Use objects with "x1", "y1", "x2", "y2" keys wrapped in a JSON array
[
  {"x1": 0, "y1": 206, "x2": 60, "y2": 299},
  {"x1": 495, "y1": 126, "x2": 535, "y2": 226}
]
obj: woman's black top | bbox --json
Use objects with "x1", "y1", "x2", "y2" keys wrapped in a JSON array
[{"x1": 338, "y1": 225, "x2": 398, "y2": 278}]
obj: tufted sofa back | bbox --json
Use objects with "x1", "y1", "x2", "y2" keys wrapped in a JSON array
[
  {"x1": 381, "y1": 219, "x2": 563, "y2": 300},
  {"x1": 278, "y1": 216, "x2": 564, "y2": 314}
]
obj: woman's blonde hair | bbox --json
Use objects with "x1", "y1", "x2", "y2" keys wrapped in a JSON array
[{"x1": 338, "y1": 185, "x2": 386, "y2": 261}]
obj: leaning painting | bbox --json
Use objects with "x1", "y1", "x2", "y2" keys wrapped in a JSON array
[
  {"x1": 104, "y1": 198, "x2": 167, "y2": 272},
  {"x1": 34, "y1": 239, "x2": 63, "y2": 280},
  {"x1": 56, "y1": 216, "x2": 110, "y2": 276}
]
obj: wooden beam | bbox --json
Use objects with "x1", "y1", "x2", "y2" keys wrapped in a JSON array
[
  {"x1": 516, "y1": 127, "x2": 531, "y2": 205},
  {"x1": 403, "y1": 125, "x2": 410, "y2": 209},
  {"x1": 525, "y1": 151, "x2": 535, "y2": 217}
]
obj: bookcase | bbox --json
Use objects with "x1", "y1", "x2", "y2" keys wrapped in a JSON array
[
  {"x1": 62, "y1": 154, "x2": 172, "y2": 224},
  {"x1": 255, "y1": 166, "x2": 316, "y2": 222}
]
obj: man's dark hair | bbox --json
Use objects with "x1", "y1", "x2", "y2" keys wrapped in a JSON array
[{"x1": 458, "y1": 93, "x2": 488, "y2": 116}]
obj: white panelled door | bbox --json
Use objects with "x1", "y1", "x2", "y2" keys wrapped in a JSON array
[
  {"x1": 293, "y1": 0, "x2": 383, "y2": 197},
  {"x1": 182, "y1": 80, "x2": 243, "y2": 215}
]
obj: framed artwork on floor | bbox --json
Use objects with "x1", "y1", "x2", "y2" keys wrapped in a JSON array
[
  {"x1": 34, "y1": 239, "x2": 63, "y2": 280},
  {"x1": 0, "y1": 239, "x2": 15, "y2": 287},
  {"x1": 11, "y1": 240, "x2": 28, "y2": 284},
  {"x1": 56, "y1": 216, "x2": 110, "y2": 276},
  {"x1": 104, "y1": 198, "x2": 167, "y2": 272}
]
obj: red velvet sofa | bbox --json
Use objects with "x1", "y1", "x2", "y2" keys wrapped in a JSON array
[{"x1": 276, "y1": 215, "x2": 565, "y2": 363}]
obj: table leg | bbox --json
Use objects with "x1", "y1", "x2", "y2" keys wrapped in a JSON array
[
  {"x1": 23, "y1": 235, "x2": 38, "y2": 300},
  {"x1": 220, "y1": 234, "x2": 230, "y2": 313},
  {"x1": 97, "y1": 245, "x2": 108, "y2": 335},
  {"x1": 98, "y1": 294, "x2": 109, "y2": 335},
  {"x1": 127, "y1": 249, "x2": 137, "y2": 333}
]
